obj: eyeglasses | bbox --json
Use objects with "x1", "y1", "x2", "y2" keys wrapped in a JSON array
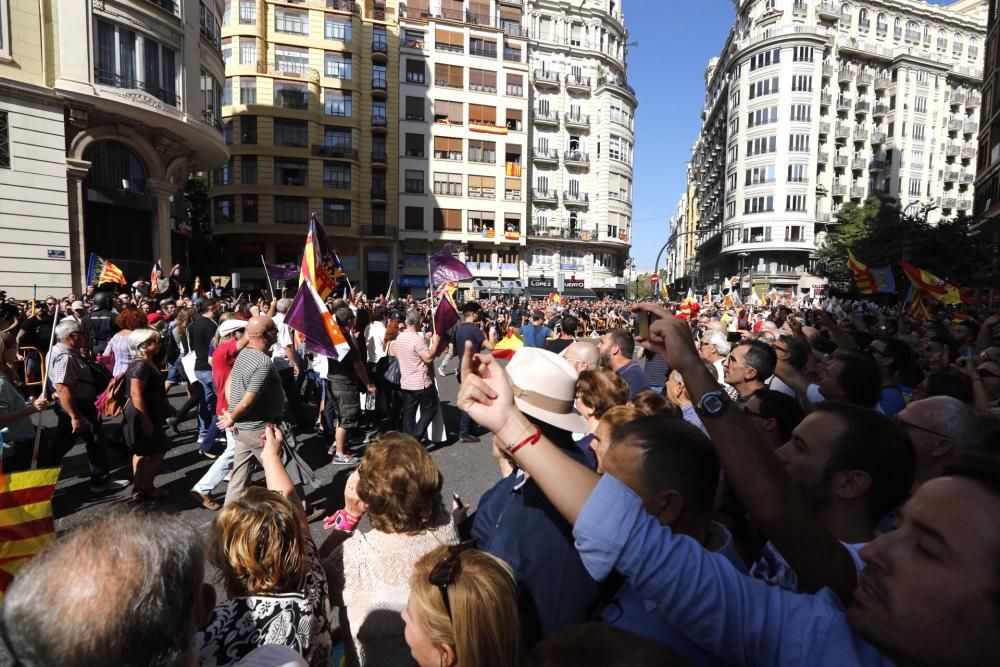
[
  {"x1": 428, "y1": 539, "x2": 478, "y2": 620},
  {"x1": 894, "y1": 416, "x2": 948, "y2": 440}
]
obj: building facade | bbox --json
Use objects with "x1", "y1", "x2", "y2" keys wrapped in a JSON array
[
  {"x1": 524, "y1": 0, "x2": 635, "y2": 298},
  {"x1": 684, "y1": 0, "x2": 986, "y2": 297},
  {"x1": 973, "y1": 0, "x2": 1000, "y2": 261},
  {"x1": 209, "y1": 0, "x2": 399, "y2": 293},
  {"x1": 396, "y1": 0, "x2": 530, "y2": 298},
  {"x1": 0, "y1": 0, "x2": 229, "y2": 298}
]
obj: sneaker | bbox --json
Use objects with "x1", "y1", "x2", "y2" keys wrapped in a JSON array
[
  {"x1": 190, "y1": 490, "x2": 222, "y2": 511},
  {"x1": 165, "y1": 417, "x2": 181, "y2": 435},
  {"x1": 460, "y1": 434, "x2": 480, "y2": 443},
  {"x1": 90, "y1": 478, "x2": 130, "y2": 493},
  {"x1": 332, "y1": 453, "x2": 360, "y2": 466}
]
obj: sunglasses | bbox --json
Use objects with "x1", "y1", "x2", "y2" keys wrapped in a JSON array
[{"x1": 428, "y1": 539, "x2": 478, "y2": 620}]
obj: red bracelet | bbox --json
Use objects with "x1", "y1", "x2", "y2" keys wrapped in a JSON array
[{"x1": 508, "y1": 425, "x2": 542, "y2": 455}]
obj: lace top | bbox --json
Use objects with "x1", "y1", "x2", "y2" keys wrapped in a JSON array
[{"x1": 326, "y1": 521, "x2": 459, "y2": 667}]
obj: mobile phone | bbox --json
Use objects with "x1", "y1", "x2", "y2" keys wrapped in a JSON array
[
  {"x1": 452, "y1": 492, "x2": 464, "y2": 508},
  {"x1": 637, "y1": 312, "x2": 651, "y2": 340},
  {"x1": 727, "y1": 331, "x2": 742, "y2": 344}
]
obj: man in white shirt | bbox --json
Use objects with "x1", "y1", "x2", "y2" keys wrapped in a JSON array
[
  {"x1": 365, "y1": 305, "x2": 388, "y2": 365},
  {"x1": 272, "y1": 298, "x2": 308, "y2": 426}
]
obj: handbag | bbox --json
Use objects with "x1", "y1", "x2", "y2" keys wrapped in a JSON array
[
  {"x1": 180, "y1": 331, "x2": 199, "y2": 383},
  {"x1": 376, "y1": 341, "x2": 401, "y2": 386}
]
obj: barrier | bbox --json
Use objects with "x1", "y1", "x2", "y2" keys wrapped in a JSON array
[{"x1": 18, "y1": 346, "x2": 45, "y2": 394}]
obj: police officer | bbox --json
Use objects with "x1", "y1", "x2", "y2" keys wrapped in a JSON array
[{"x1": 82, "y1": 292, "x2": 118, "y2": 354}]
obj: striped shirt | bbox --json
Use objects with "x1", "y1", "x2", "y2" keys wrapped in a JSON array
[
  {"x1": 227, "y1": 347, "x2": 285, "y2": 429},
  {"x1": 395, "y1": 330, "x2": 432, "y2": 391}
]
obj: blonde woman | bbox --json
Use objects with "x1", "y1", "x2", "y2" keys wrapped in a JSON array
[
  {"x1": 402, "y1": 544, "x2": 522, "y2": 667},
  {"x1": 198, "y1": 424, "x2": 334, "y2": 666},
  {"x1": 321, "y1": 433, "x2": 458, "y2": 667}
]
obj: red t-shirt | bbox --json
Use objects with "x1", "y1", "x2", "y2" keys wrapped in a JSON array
[{"x1": 212, "y1": 338, "x2": 240, "y2": 415}]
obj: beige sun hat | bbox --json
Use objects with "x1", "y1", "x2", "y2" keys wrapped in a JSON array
[{"x1": 505, "y1": 347, "x2": 588, "y2": 434}]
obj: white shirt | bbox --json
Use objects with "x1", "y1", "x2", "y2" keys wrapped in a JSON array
[
  {"x1": 270, "y1": 313, "x2": 292, "y2": 372},
  {"x1": 365, "y1": 321, "x2": 387, "y2": 364}
]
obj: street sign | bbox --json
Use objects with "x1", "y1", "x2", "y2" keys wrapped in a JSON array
[{"x1": 650, "y1": 275, "x2": 658, "y2": 283}]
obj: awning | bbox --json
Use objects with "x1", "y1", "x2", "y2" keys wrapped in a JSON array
[
  {"x1": 562, "y1": 287, "x2": 598, "y2": 299},
  {"x1": 527, "y1": 285, "x2": 554, "y2": 297}
]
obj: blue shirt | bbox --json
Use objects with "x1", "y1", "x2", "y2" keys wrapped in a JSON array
[
  {"x1": 616, "y1": 361, "x2": 651, "y2": 399},
  {"x1": 574, "y1": 475, "x2": 891, "y2": 667},
  {"x1": 878, "y1": 386, "x2": 906, "y2": 418},
  {"x1": 519, "y1": 323, "x2": 552, "y2": 348}
]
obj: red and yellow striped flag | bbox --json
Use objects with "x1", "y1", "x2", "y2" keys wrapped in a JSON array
[{"x1": 0, "y1": 467, "x2": 60, "y2": 601}]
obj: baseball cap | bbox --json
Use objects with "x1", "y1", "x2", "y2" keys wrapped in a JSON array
[{"x1": 71, "y1": 300, "x2": 85, "y2": 311}]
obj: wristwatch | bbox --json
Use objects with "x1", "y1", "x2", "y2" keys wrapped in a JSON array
[{"x1": 695, "y1": 389, "x2": 729, "y2": 418}]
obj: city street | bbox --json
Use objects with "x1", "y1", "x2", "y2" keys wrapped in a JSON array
[{"x1": 46, "y1": 366, "x2": 501, "y2": 546}]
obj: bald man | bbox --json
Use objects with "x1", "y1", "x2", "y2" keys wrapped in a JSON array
[
  {"x1": 217, "y1": 316, "x2": 290, "y2": 505},
  {"x1": 896, "y1": 396, "x2": 981, "y2": 491},
  {"x1": 563, "y1": 341, "x2": 600, "y2": 373}
]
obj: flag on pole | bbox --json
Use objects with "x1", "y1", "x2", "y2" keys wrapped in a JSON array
[
  {"x1": 848, "y1": 250, "x2": 878, "y2": 294},
  {"x1": 871, "y1": 266, "x2": 896, "y2": 294},
  {"x1": 432, "y1": 282, "x2": 460, "y2": 356},
  {"x1": 286, "y1": 278, "x2": 351, "y2": 360},
  {"x1": 0, "y1": 467, "x2": 60, "y2": 602},
  {"x1": 86, "y1": 253, "x2": 127, "y2": 286},
  {"x1": 899, "y1": 261, "x2": 961, "y2": 304},
  {"x1": 300, "y1": 214, "x2": 347, "y2": 300},
  {"x1": 264, "y1": 261, "x2": 301, "y2": 282},
  {"x1": 428, "y1": 244, "x2": 473, "y2": 287},
  {"x1": 903, "y1": 284, "x2": 932, "y2": 321},
  {"x1": 149, "y1": 260, "x2": 162, "y2": 296}
]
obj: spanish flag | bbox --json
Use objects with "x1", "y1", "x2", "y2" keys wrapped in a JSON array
[
  {"x1": 899, "y1": 262, "x2": 961, "y2": 304},
  {"x1": 492, "y1": 329, "x2": 524, "y2": 361},
  {"x1": 0, "y1": 467, "x2": 60, "y2": 601},
  {"x1": 548, "y1": 291, "x2": 562, "y2": 304}
]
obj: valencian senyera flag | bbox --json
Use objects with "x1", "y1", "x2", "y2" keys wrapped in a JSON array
[
  {"x1": 300, "y1": 213, "x2": 347, "y2": 300},
  {"x1": 848, "y1": 250, "x2": 878, "y2": 294},
  {"x1": 86, "y1": 253, "x2": 127, "y2": 286},
  {"x1": 0, "y1": 467, "x2": 60, "y2": 602}
]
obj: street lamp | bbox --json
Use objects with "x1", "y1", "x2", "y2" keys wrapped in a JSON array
[{"x1": 738, "y1": 252, "x2": 750, "y2": 300}]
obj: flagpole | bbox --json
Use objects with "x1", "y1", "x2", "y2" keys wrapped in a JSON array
[
  {"x1": 32, "y1": 307, "x2": 59, "y2": 469},
  {"x1": 260, "y1": 254, "x2": 276, "y2": 301},
  {"x1": 428, "y1": 255, "x2": 437, "y2": 335},
  {"x1": 384, "y1": 279, "x2": 393, "y2": 302}
]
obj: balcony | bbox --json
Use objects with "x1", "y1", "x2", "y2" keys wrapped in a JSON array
[
  {"x1": 564, "y1": 112, "x2": 590, "y2": 129},
  {"x1": 838, "y1": 69, "x2": 853, "y2": 84},
  {"x1": 941, "y1": 197, "x2": 957, "y2": 209},
  {"x1": 94, "y1": 68, "x2": 181, "y2": 107},
  {"x1": 946, "y1": 143, "x2": 961, "y2": 157},
  {"x1": 370, "y1": 187, "x2": 387, "y2": 202},
  {"x1": 817, "y1": 151, "x2": 829, "y2": 163},
  {"x1": 835, "y1": 125, "x2": 850, "y2": 140},
  {"x1": 962, "y1": 146, "x2": 977, "y2": 159},
  {"x1": 964, "y1": 121, "x2": 978, "y2": 134},
  {"x1": 563, "y1": 191, "x2": 589, "y2": 208},
  {"x1": 871, "y1": 130, "x2": 886, "y2": 144},
  {"x1": 950, "y1": 91, "x2": 966, "y2": 106},
  {"x1": 850, "y1": 186, "x2": 866, "y2": 198},
  {"x1": 938, "y1": 38, "x2": 948, "y2": 50},
  {"x1": 145, "y1": 0, "x2": 177, "y2": 14},
  {"x1": 967, "y1": 93, "x2": 981, "y2": 108},
  {"x1": 371, "y1": 40, "x2": 388, "y2": 62},
  {"x1": 371, "y1": 150, "x2": 387, "y2": 164},
  {"x1": 371, "y1": 114, "x2": 387, "y2": 132},
  {"x1": 312, "y1": 145, "x2": 359, "y2": 160},
  {"x1": 532, "y1": 188, "x2": 557, "y2": 203},
  {"x1": 960, "y1": 171, "x2": 974, "y2": 184},
  {"x1": 944, "y1": 170, "x2": 959, "y2": 183},
  {"x1": 371, "y1": 76, "x2": 388, "y2": 97},
  {"x1": 834, "y1": 154, "x2": 849, "y2": 168},
  {"x1": 531, "y1": 108, "x2": 559, "y2": 126},
  {"x1": 531, "y1": 147, "x2": 558, "y2": 163},
  {"x1": 905, "y1": 30, "x2": 921, "y2": 43},
  {"x1": 360, "y1": 223, "x2": 397, "y2": 237},
  {"x1": 958, "y1": 198, "x2": 972, "y2": 210},
  {"x1": 832, "y1": 183, "x2": 847, "y2": 196},
  {"x1": 533, "y1": 69, "x2": 560, "y2": 88},
  {"x1": 873, "y1": 77, "x2": 890, "y2": 91},
  {"x1": 873, "y1": 103, "x2": 888, "y2": 117},
  {"x1": 870, "y1": 159, "x2": 886, "y2": 171},
  {"x1": 563, "y1": 150, "x2": 590, "y2": 166},
  {"x1": 857, "y1": 72, "x2": 874, "y2": 86},
  {"x1": 820, "y1": 92, "x2": 832, "y2": 107},
  {"x1": 565, "y1": 74, "x2": 591, "y2": 93},
  {"x1": 852, "y1": 158, "x2": 866, "y2": 170},
  {"x1": 818, "y1": 1, "x2": 839, "y2": 20},
  {"x1": 818, "y1": 122, "x2": 830, "y2": 137},
  {"x1": 837, "y1": 96, "x2": 851, "y2": 111},
  {"x1": 855, "y1": 100, "x2": 870, "y2": 114},
  {"x1": 822, "y1": 62, "x2": 834, "y2": 77},
  {"x1": 793, "y1": 0, "x2": 808, "y2": 14},
  {"x1": 854, "y1": 128, "x2": 868, "y2": 142},
  {"x1": 948, "y1": 117, "x2": 963, "y2": 132}
]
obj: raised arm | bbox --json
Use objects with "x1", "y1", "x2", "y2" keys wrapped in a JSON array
[{"x1": 262, "y1": 424, "x2": 308, "y2": 536}]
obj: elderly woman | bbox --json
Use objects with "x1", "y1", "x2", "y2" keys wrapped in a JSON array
[
  {"x1": 403, "y1": 544, "x2": 523, "y2": 667},
  {"x1": 321, "y1": 433, "x2": 459, "y2": 667},
  {"x1": 573, "y1": 368, "x2": 630, "y2": 468},
  {"x1": 198, "y1": 425, "x2": 334, "y2": 666},
  {"x1": 123, "y1": 328, "x2": 173, "y2": 500}
]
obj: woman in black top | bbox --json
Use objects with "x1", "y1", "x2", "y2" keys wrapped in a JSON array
[{"x1": 124, "y1": 328, "x2": 174, "y2": 500}]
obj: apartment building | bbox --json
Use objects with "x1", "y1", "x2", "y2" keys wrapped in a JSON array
[
  {"x1": 0, "y1": 0, "x2": 229, "y2": 297},
  {"x1": 523, "y1": 0, "x2": 635, "y2": 298},
  {"x1": 396, "y1": 0, "x2": 530, "y2": 297},
  {"x1": 209, "y1": 0, "x2": 398, "y2": 293},
  {"x1": 972, "y1": 0, "x2": 1000, "y2": 257},
  {"x1": 684, "y1": 0, "x2": 986, "y2": 296}
]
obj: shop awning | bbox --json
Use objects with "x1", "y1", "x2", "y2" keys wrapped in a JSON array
[
  {"x1": 526, "y1": 285, "x2": 554, "y2": 297},
  {"x1": 562, "y1": 287, "x2": 598, "y2": 299}
]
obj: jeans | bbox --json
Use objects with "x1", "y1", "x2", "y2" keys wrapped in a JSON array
[
  {"x1": 48, "y1": 401, "x2": 110, "y2": 483},
  {"x1": 457, "y1": 372, "x2": 478, "y2": 437},
  {"x1": 192, "y1": 429, "x2": 237, "y2": 494},
  {"x1": 401, "y1": 385, "x2": 439, "y2": 440},
  {"x1": 199, "y1": 416, "x2": 220, "y2": 454},
  {"x1": 194, "y1": 370, "x2": 216, "y2": 438}
]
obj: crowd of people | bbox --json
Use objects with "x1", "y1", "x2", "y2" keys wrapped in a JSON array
[{"x1": 1, "y1": 279, "x2": 1000, "y2": 666}]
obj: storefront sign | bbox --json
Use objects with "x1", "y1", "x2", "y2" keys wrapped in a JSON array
[
  {"x1": 528, "y1": 277, "x2": 553, "y2": 289},
  {"x1": 564, "y1": 279, "x2": 585, "y2": 289}
]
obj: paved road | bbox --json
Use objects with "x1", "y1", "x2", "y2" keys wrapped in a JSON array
[{"x1": 46, "y1": 364, "x2": 504, "y2": 546}]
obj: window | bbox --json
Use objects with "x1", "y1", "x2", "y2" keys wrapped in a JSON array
[
  {"x1": 239, "y1": 37, "x2": 256, "y2": 65},
  {"x1": 242, "y1": 156, "x2": 257, "y2": 184},
  {"x1": 790, "y1": 104, "x2": 811, "y2": 122},
  {"x1": 433, "y1": 208, "x2": 462, "y2": 231},
  {"x1": 561, "y1": 249, "x2": 584, "y2": 270},
  {"x1": 435, "y1": 28, "x2": 464, "y2": 53},
  {"x1": 221, "y1": 38, "x2": 232, "y2": 66},
  {"x1": 531, "y1": 247, "x2": 553, "y2": 267},
  {"x1": 469, "y1": 104, "x2": 497, "y2": 126},
  {"x1": 469, "y1": 69, "x2": 498, "y2": 93},
  {"x1": 470, "y1": 37, "x2": 497, "y2": 58},
  {"x1": 272, "y1": 118, "x2": 307, "y2": 147},
  {"x1": 911, "y1": 149, "x2": 924, "y2": 167},
  {"x1": 201, "y1": 71, "x2": 222, "y2": 122},
  {"x1": 913, "y1": 123, "x2": 925, "y2": 140},
  {"x1": 323, "y1": 162, "x2": 351, "y2": 189},
  {"x1": 239, "y1": 0, "x2": 255, "y2": 24},
  {"x1": 468, "y1": 175, "x2": 496, "y2": 199},
  {"x1": 433, "y1": 172, "x2": 462, "y2": 195},
  {"x1": 791, "y1": 75, "x2": 812, "y2": 92},
  {"x1": 322, "y1": 199, "x2": 351, "y2": 227},
  {"x1": 241, "y1": 115, "x2": 257, "y2": 143},
  {"x1": 213, "y1": 197, "x2": 234, "y2": 224},
  {"x1": 729, "y1": 117, "x2": 739, "y2": 135},
  {"x1": 789, "y1": 134, "x2": 810, "y2": 151},
  {"x1": 274, "y1": 81, "x2": 308, "y2": 109},
  {"x1": 404, "y1": 29, "x2": 426, "y2": 48},
  {"x1": 435, "y1": 63, "x2": 463, "y2": 89},
  {"x1": 915, "y1": 96, "x2": 927, "y2": 113},
  {"x1": 94, "y1": 20, "x2": 178, "y2": 106},
  {"x1": 748, "y1": 47, "x2": 780, "y2": 71},
  {"x1": 743, "y1": 196, "x2": 774, "y2": 214},
  {"x1": 908, "y1": 177, "x2": 922, "y2": 195},
  {"x1": 786, "y1": 195, "x2": 807, "y2": 212},
  {"x1": 916, "y1": 69, "x2": 928, "y2": 84},
  {"x1": 505, "y1": 177, "x2": 522, "y2": 200},
  {"x1": 609, "y1": 134, "x2": 631, "y2": 163},
  {"x1": 325, "y1": 15, "x2": 351, "y2": 41},
  {"x1": 745, "y1": 165, "x2": 775, "y2": 185},
  {"x1": 405, "y1": 169, "x2": 425, "y2": 193},
  {"x1": 730, "y1": 90, "x2": 741, "y2": 110},
  {"x1": 406, "y1": 59, "x2": 426, "y2": 84},
  {"x1": 748, "y1": 77, "x2": 779, "y2": 99},
  {"x1": 434, "y1": 100, "x2": 464, "y2": 125},
  {"x1": 747, "y1": 106, "x2": 778, "y2": 127},
  {"x1": 240, "y1": 77, "x2": 257, "y2": 104},
  {"x1": 787, "y1": 163, "x2": 807, "y2": 182},
  {"x1": 503, "y1": 42, "x2": 522, "y2": 62},
  {"x1": 274, "y1": 45, "x2": 309, "y2": 75},
  {"x1": 325, "y1": 52, "x2": 352, "y2": 79},
  {"x1": 506, "y1": 73, "x2": 524, "y2": 96},
  {"x1": 792, "y1": 46, "x2": 814, "y2": 62},
  {"x1": 275, "y1": 8, "x2": 308, "y2": 35},
  {"x1": 746, "y1": 135, "x2": 777, "y2": 156},
  {"x1": 214, "y1": 159, "x2": 233, "y2": 186},
  {"x1": 372, "y1": 100, "x2": 387, "y2": 125},
  {"x1": 274, "y1": 159, "x2": 308, "y2": 186},
  {"x1": 222, "y1": 80, "x2": 232, "y2": 107},
  {"x1": 405, "y1": 133, "x2": 425, "y2": 157},
  {"x1": 405, "y1": 206, "x2": 425, "y2": 231},
  {"x1": 324, "y1": 89, "x2": 352, "y2": 116},
  {"x1": 0, "y1": 111, "x2": 9, "y2": 168},
  {"x1": 468, "y1": 139, "x2": 496, "y2": 163},
  {"x1": 373, "y1": 64, "x2": 386, "y2": 90},
  {"x1": 242, "y1": 195, "x2": 258, "y2": 223}
]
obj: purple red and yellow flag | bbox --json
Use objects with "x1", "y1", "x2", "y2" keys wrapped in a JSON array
[
  {"x1": 286, "y1": 277, "x2": 351, "y2": 360},
  {"x1": 0, "y1": 467, "x2": 60, "y2": 602},
  {"x1": 300, "y1": 214, "x2": 347, "y2": 301}
]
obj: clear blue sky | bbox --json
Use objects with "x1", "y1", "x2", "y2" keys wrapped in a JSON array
[{"x1": 627, "y1": 0, "x2": 957, "y2": 271}]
